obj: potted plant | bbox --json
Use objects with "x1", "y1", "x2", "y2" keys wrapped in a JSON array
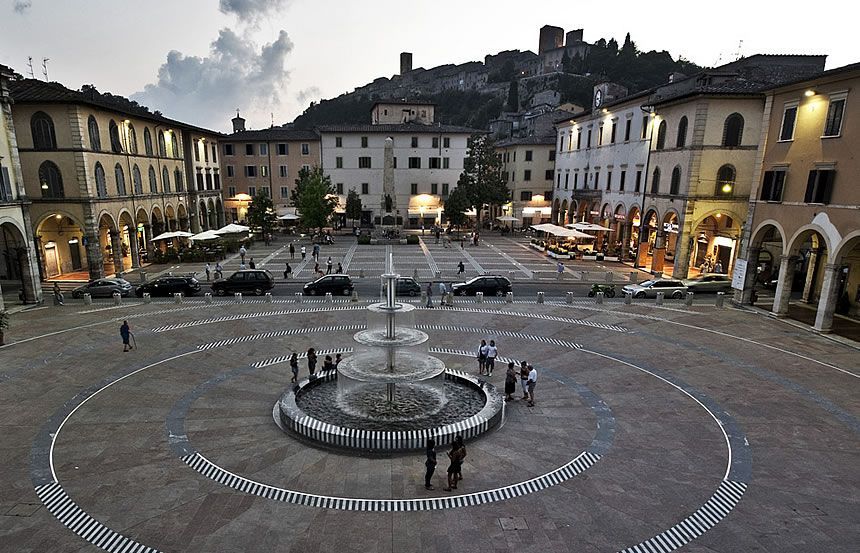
[{"x1": 0, "y1": 310, "x2": 9, "y2": 346}]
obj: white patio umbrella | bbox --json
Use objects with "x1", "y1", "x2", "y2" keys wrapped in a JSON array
[
  {"x1": 568, "y1": 222, "x2": 612, "y2": 232},
  {"x1": 278, "y1": 213, "x2": 300, "y2": 220},
  {"x1": 543, "y1": 225, "x2": 593, "y2": 239},
  {"x1": 190, "y1": 230, "x2": 220, "y2": 242},
  {"x1": 150, "y1": 231, "x2": 179, "y2": 241},
  {"x1": 213, "y1": 223, "x2": 251, "y2": 235}
]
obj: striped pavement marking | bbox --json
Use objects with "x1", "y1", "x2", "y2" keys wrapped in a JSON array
[
  {"x1": 341, "y1": 241, "x2": 358, "y2": 273},
  {"x1": 418, "y1": 237, "x2": 439, "y2": 275},
  {"x1": 197, "y1": 325, "x2": 364, "y2": 350},
  {"x1": 418, "y1": 325, "x2": 583, "y2": 349},
  {"x1": 150, "y1": 305, "x2": 366, "y2": 332}
]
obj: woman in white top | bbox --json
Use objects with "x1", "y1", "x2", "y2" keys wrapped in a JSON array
[
  {"x1": 477, "y1": 339, "x2": 488, "y2": 375},
  {"x1": 485, "y1": 340, "x2": 498, "y2": 377}
]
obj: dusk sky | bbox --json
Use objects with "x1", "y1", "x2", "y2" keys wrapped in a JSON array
[{"x1": 1, "y1": 0, "x2": 855, "y2": 132}]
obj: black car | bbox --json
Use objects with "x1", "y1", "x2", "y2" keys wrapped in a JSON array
[
  {"x1": 71, "y1": 278, "x2": 133, "y2": 298},
  {"x1": 383, "y1": 277, "x2": 422, "y2": 297},
  {"x1": 211, "y1": 270, "x2": 275, "y2": 296},
  {"x1": 451, "y1": 275, "x2": 512, "y2": 297},
  {"x1": 135, "y1": 276, "x2": 201, "y2": 297},
  {"x1": 303, "y1": 274, "x2": 355, "y2": 296}
]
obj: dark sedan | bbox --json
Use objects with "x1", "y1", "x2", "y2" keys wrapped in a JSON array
[
  {"x1": 211, "y1": 270, "x2": 275, "y2": 296},
  {"x1": 71, "y1": 278, "x2": 133, "y2": 299},
  {"x1": 451, "y1": 275, "x2": 512, "y2": 297},
  {"x1": 383, "y1": 277, "x2": 422, "y2": 297},
  {"x1": 303, "y1": 274, "x2": 355, "y2": 296},
  {"x1": 135, "y1": 276, "x2": 201, "y2": 297}
]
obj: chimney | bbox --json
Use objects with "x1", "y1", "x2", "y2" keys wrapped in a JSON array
[
  {"x1": 400, "y1": 52, "x2": 413, "y2": 75},
  {"x1": 232, "y1": 110, "x2": 245, "y2": 133}
]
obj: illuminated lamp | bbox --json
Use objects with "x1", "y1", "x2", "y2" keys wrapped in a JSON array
[{"x1": 804, "y1": 89, "x2": 816, "y2": 97}]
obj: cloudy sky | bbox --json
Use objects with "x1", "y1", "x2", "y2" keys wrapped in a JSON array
[{"x1": 1, "y1": 0, "x2": 855, "y2": 132}]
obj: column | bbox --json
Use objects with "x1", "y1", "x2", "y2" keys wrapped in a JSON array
[
  {"x1": 619, "y1": 223, "x2": 630, "y2": 260},
  {"x1": 734, "y1": 246, "x2": 760, "y2": 305},
  {"x1": 143, "y1": 224, "x2": 153, "y2": 259},
  {"x1": 801, "y1": 248, "x2": 821, "y2": 303},
  {"x1": 17, "y1": 246, "x2": 42, "y2": 303},
  {"x1": 813, "y1": 263, "x2": 841, "y2": 333},
  {"x1": 635, "y1": 225, "x2": 650, "y2": 267},
  {"x1": 771, "y1": 255, "x2": 793, "y2": 317},
  {"x1": 85, "y1": 231, "x2": 104, "y2": 280},
  {"x1": 651, "y1": 230, "x2": 666, "y2": 274},
  {"x1": 110, "y1": 231, "x2": 124, "y2": 276},
  {"x1": 672, "y1": 235, "x2": 693, "y2": 280},
  {"x1": 129, "y1": 230, "x2": 140, "y2": 269}
]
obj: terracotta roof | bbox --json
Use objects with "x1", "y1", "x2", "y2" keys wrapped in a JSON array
[
  {"x1": 223, "y1": 128, "x2": 320, "y2": 142},
  {"x1": 317, "y1": 123, "x2": 481, "y2": 134}
]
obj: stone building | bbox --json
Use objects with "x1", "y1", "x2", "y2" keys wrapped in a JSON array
[
  {"x1": 0, "y1": 65, "x2": 41, "y2": 305},
  {"x1": 182, "y1": 128, "x2": 226, "y2": 233},
  {"x1": 734, "y1": 62, "x2": 860, "y2": 333},
  {"x1": 496, "y1": 136, "x2": 556, "y2": 226},
  {"x1": 9, "y1": 77, "x2": 222, "y2": 280}
]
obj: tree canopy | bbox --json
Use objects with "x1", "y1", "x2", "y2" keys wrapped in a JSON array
[
  {"x1": 245, "y1": 189, "x2": 278, "y2": 237},
  {"x1": 290, "y1": 166, "x2": 339, "y2": 231},
  {"x1": 442, "y1": 187, "x2": 470, "y2": 229},
  {"x1": 455, "y1": 134, "x2": 509, "y2": 226},
  {"x1": 345, "y1": 188, "x2": 362, "y2": 225}
]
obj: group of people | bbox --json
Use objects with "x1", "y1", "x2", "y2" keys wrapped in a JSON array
[
  {"x1": 424, "y1": 435, "x2": 466, "y2": 492},
  {"x1": 288, "y1": 349, "x2": 343, "y2": 383},
  {"x1": 203, "y1": 262, "x2": 224, "y2": 281}
]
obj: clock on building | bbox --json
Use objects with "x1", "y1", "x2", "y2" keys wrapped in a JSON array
[{"x1": 594, "y1": 89, "x2": 602, "y2": 108}]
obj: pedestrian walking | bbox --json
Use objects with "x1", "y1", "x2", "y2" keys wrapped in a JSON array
[
  {"x1": 438, "y1": 281, "x2": 447, "y2": 306},
  {"x1": 313, "y1": 243, "x2": 320, "y2": 261},
  {"x1": 520, "y1": 360, "x2": 530, "y2": 400},
  {"x1": 424, "y1": 438, "x2": 437, "y2": 490},
  {"x1": 527, "y1": 364, "x2": 538, "y2": 406},
  {"x1": 284, "y1": 262, "x2": 292, "y2": 279},
  {"x1": 307, "y1": 348, "x2": 317, "y2": 376},
  {"x1": 52, "y1": 282, "x2": 64, "y2": 306},
  {"x1": 457, "y1": 260, "x2": 465, "y2": 275},
  {"x1": 301, "y1": 245, "x2": 307, "y2": 260},
  {"x1": 326, "y1": 257, "x2": 333, "y2": 274},
  {"x1": 204, "y1": 262, "x2": 211, "y2": 281},
  {"x1": 486, "y1": 339, "x2": 498, "y2": 377},
  {"x1": 239, "y1": 245, "x2": 247, "y2": 263},
  {"x1": 314, "y1": 262, "x2": 321, "y2": 275},
  {"x1": 289, "y1": 352, "x2": 299, "y2": 383},
  {"x1": 249, "y1": 258, "x2": 256, "y2": 269},
  {"x1": 477, "y1": 339, "x2": 488, "y2": 375},
  {"x1": 120, "y1": 320, "x2": 132, "y2": 352},
  {"x1": 215, "y1": 262, "x2": 223, "y2": 279},
  {"x1": 289, "y1": 243, "x2": 295, "y2": 259},
  {"x1": 443, "y1": 435, "x2": 466, "y2": 492},
  {"x1": 504, "y1": 361, "x2": 517, "y2": 401},
  {"x1": 426, "y1": 282, "x2": 434, "y2": 308},
  {"x1": 557, "y1": 261, "x2": 564, "y2": 276},
  {"x1": 336, "y1": 262, "x2": 343, "y2": 274},
  {"x1": 435, "y1": 229, "x2": 440, "y2": 244}
]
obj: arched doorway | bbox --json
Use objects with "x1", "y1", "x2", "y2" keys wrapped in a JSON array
[
  {"x1": 199, "y1": 200, "x2": 208, "y2": 231},
  {"x1": 177, "y1": 204, "x2": 189, "y2": 231},
  {"x1": 118, "y1": 210, "x2": 139, "y2": 270},
  {"x1": 598, "y1": 203, "x2": 612, "y2": 250},
  {"x1": 635, "y1": 208, "x2": 660, "y2": 270},
  {"x1": 207, "y1": 198, "x2": 217, "y2": 230},
  {"x1": 136, "y1": 208, "x2": 150, "y2": 263},
  {"x1": 165, "y1": 205, "x2": 177, "y2": 232},
  {"x1": 689, "y1": 212, "x2": 741, "y2": 277},
  {"x1": 35, "y1": 213, "x2": 87, "y2": 279},
  {"x1": 558, "y1": 200, "x2": 568, "y2": 229},
  {"x1": 98, "y1": 212, "x2": 122, "y2": 276},
  {"x1": 576, "y1": 201, "x2": 589, "y2": 224},
  {"x1": 773, "y1": 227, "x2": 831, "y2": 328},
  {"x1": 216, "y1": 199, "x2": 225, "y2": 228},
  {"x1": 660, "y1": 211, "x2": 679, "y2": 275},
  {"x1": 551, "y1": 198, "x2": 560, "y2": 225},
  {"x1": 0, "y1": 221, "x2": 42, "y2": 303},
  {"x1": 612, "y1": 204, "x2": 628, "y2": 258},
  {"x1": 827, "y1": 233, "x2": 860, "y2": 332}
]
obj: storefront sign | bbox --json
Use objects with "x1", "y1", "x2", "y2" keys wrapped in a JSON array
[
  {"x1": 614, "y1": 214, "x2": 626, "y2": 221},
  {"x1": 589, "y1": 210, "x2": 599, "y2": 216},
  {"x1": 731, "y1": 259, "x2": 747, "y2": 291}
]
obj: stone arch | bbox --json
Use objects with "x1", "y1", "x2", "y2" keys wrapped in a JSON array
[
  {"x1": 551, "y1": 198, "x2": 561, "y2": 224},
  {"x1": 559, "y1": 199, "x2": 568, "y2": 226},
  {"x1": 207, "y1": 198, "x2": 217, "y2": 230},
  {"x1": 787, "y1": 224, "x2": 834, "y2": 256},
  {"x1": 0, "y1": 218, "x2": 42, "y2": 302},
  {"x1": 750, "y1": 219, "x2": 788, "y2": 257},
  {"x1": 215, "y1": 198, "x2": 225, "y2": 228},
  {"x1": 151, "y1": 205, "x2": 164, "y2": 236},
  {"x1": 97, "y1": 211, "x2": 123, "y2": 276},
  {"x1": 199, "y1": 200, "x2": 209, "y2": 231},
  {"x1": 177, "y1": 204, "x2": 189, "y2": 231},
  {"x1": 165, "y1": 204, "x2": 177, "y2": 231},
  {"x1": 34, "y1": 212, "x2": 88, "y2": 279},
  {"x1": 833, "y1": 230, "x2": 860, "y2": 262}
]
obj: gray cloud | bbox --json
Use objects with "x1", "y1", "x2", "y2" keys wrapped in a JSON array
[
  {"x1": 13, "y1": 1, "x2": 32, "y2": 14},
  {"x1": 296, "y1": 86, "x2": 320, "y2": 105},
  {"x1": 218, "y1": 0, "x2": 287, "y2": 23},
  {"x1": 131, "y1": 28, "x2": 293, "y2": 130}
]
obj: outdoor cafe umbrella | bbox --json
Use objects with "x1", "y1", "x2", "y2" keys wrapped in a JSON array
[
  {"x1": 149, "y1": 230, "x2": 193, "y2": 241},
  {"x1": 212, "y1": 223, "x2": 251, "y2": 235},
  {"x1": 190, "y1": 230, "x2": 221, "y2": 242},
  {"x1": 277, "y1": 213, "x2": 300, "y2": 220},
  {"x1": 567, "y1": 222, "x2": 612, "y2": 232}
]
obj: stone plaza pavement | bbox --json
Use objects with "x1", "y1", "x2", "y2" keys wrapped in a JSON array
[{"x1": 0, "y1": 296, "x2": 858, "y2": 552}]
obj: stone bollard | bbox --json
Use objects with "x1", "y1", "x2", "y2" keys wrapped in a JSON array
[
  {"x1": 359, "y1": 268, "x2": 365, "y2": 278},
  {"x1": 265, "y1": 292, "x2": 273, "y2": 303},
  {"x1": 173, "y1": 292, "x2": 182, "y2": 304},
  {"x1": 537, "y1": 291, "x2": 545, "y2": 304},
  {"x1": 716, "y1": 292, "x2": 725, "y2": 308},
  {"x1": 325, "y1": 292, "x2": 333, "y2": 303},
  {"x1": 629, "y1": 271, "x2": 639, "y2": 283},
  {"x1": 413, "y1": 268, "x2": 419, "y2": 279},
  {"x1": 596, "y1": 291, "x2": 604, "y2": 305},
  {"x1": 351, "y1": 290, "x2": 359, "y2": 302},
  {"x1": 143, "y1": 292, "x2": 152, "y2": 304},
  {"x1": 655, "y1": 291, "x2": 664, "y2": 306},
  {"x1": 685, "y1": 291, "x2": 694, "y2": 307},
  {"x1": 295, "y1": 292, "x2": 303, "y2": 303},
  {"x1": 566, "y1": 291, "x2": 574, "y2": 304},
  {"x1": 112, "y1": 292, "x2": 122, "y2": 306},
  {"x1": 624, "y1": 291, "x2": 632, "y2": 305},
  {"x1": 475, "y1": 292, "x2": 484, "y2": 303},
  {"x1": 235, "y1": 292, "x2": 244, "y2": 304},
  {"x1": 139, "y1": 271, "x2": 148, "y2": 283},
  {"x1": 506, "y1": 291, "x2": 513, "y2": 303},
  {"x1": 204, "y1": 292, "x2": 212, "y2": 304},
  {"x1": 605, "y1": 272, "x2": 613, "y2": 283},
  {"x1": 421, "y1": 290, "x2": 427, "y2": 303}
]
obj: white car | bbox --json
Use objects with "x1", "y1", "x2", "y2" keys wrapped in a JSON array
[{"x1": 622, "y1": 279, "x2": 688, "y2": 299}]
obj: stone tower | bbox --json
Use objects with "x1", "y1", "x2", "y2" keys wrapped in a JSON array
[{"x1": 400, "y1": 52, "x2": 413, "y2": 75}]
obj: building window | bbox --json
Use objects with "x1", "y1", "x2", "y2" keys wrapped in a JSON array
[
  {"x1": 432, "y1": 137, "x2": 439, "y2": 148},
  {"x1": 715, "y1": 164, "x2": 735, "y2": 196},
  {"x1": 261, "y1": 186, "x2": 270, "y2": 197},
  {"x1": 278, "y1": 143, "x2": 288, "y2": 155},
  {"x1": 194, "y1": 142, "x2": 201, "y2": 162},
  {"x1": 196, "y1": 172, "x2": 204, "y2": 191},
  {"x1": 335, "y1": 183, "x2": 343, "y2": 195},
  {"x1": 502, "y1": 171, "x2": 509, "y2": 183},
  {"x1": 279, "y1": 165, "x2": 288, "y2": 177},
  {"x1": 226, "y1": 165, "x2": 235, "y2": 177},
  {"x1": 520, "y1": 190, "x2": 532, "y2": 201},
  {"x1": 335, "y1": 137, "x2": 342, "y2": 148},
  {"x1": 410, "y1": 183, "x2": 418, "y2": 195},
  {"x1": 336, "y1": 156, "x2": 343, "y2": 169},
  {"x1": 228, "y1": 186, "x2": 236, "y2": 197},
  {"x1": 411, "y1": 136, "x2": 419, "y2": 148},
  {"x1": 804, "y1": 169, "x2": 835, "y2": 204},
  {"x1": 576, "y1": 130, "x2": 582, "y2": 149},
  {"x1": 594, "y1": 171, "x2": 600, "y2": 189},
  {"x1": 442, "y1": 157, "x2": 450, "y2": 169},
  {"x1": 443, "y1": 137, "x2": 450, "y2": 148},
  {"x1": 670, "y1": 166, "x2": 682, "y2": 195},
  {"x1": 722, "y1": 113, "x2": 744, "y2": 146},
  {"x1": 205, "y1": 172, "x2": 213, "y2": 190},
  {"x1": 408, "y1": 157, "x2": 421, "y2": 169},
  {"x1": 610, "y1": 121, "x2": 617, "y2": 143},
  {"x1": 573, "y1": 173, "x2": 578, "y2": 189},
  {"x1": 361, "y1": 136, "x2": 368, "y2": 148},
  {"x1": 94, "y1": 162, "x2": 107, "y2": 197},
  {"x1": 248, "y1": 186, "x2": 256, "y2": 197},
  {"x1": 114, "y1": 163, "x2": 126, "y2": 195},
  {"x1": 676, "y1": 116, "x2": 688, "y2": 148},
  {"x1": 127, "y1": 125, "x2": 138, "y2": 154},
  {"x1": 158, "y1": 132, "x2": 167, "y2": 157},
  {"x1": 144, "y1": 128, "x2": 153, "y2": 156},
  {"x1": 524, "y1": 169, "x2": 532, "y2": 181},
  {"x1": 302, "y1": 164, "x2": 310, "y2": 172},
  {"x1": 359, "y1": 157, "x2": 371, "y2": 169},
  {"x1": 361, "y1": 182, "x2": 369, "y2": 194},
  {"x1": 211, "y1": 144, "x2": 217, "y2": 163},
  {"x1": 245, "y1": 165, "x2": 257, "y2": 177},
  {"x1": 650, "y1": 167, "x2": 660, "y2": 193},
  {"x1": 525, "y1": 150, "x2": 533, "y2": 161},
  {"x1": 224, "y1": 143, "x2": 234, "y2": 156},
  {"x1": 260, "y1": 165, "x2": 269, "y2": 177},
  {"x1": 442, "y1": 183, "x2": 449, "y2": 196},
  {"x1": 624, "y1": 119, "x2": 632, "y2": 142},
  {"x1": 245, "y1": 143, "x2": 254, "y2": 155},
  {"x1": 760, "y1": 170, "x2": 786, "y2": 202},
  {"x1": 598, "y1": 125, "x2": 604, "y2": 146},
  {"x1": 655, "y1": 120, "x2": 667, "y2": 150},
  {"x1": 274, "y1": 186, "x2": 286, "y2": 198},
  {"x1": 162, "y1": 166, "x2": 171, "y2": 192},
  {"x1": 88, "y1": 116, "x2": 101, "y2": 151},
  {"x1": 170, "y1": 132, "x2": 179, "y2": 158},
  {"x1": 254, "y1": 143, "x2": 265, "y2": 156},
  {"x1": 564, "y1": 173, "x2": 570, "y2": 189},
  {"x1": 548, "y1": 150, "x2": 556, "y2": 161},
  {"x1": 606, "y1": 171, "x2": 612, "y2": 191},
  {"x1": 635, "y1": 170, "x2": 642, "y2": 192},
  {"x1": 393, "y1": 157, "x2": 397, "y2": 168},
  {"x1": 586, "y1": 129, "x2": 592, "y2": 148},
  {"x1": 619, "y1": 170, "x2": 626, "y2": 191},
  {"x1": 545, "y1": 169, "x2": 553, "y2": 180},
  {"x1": 31, "y1": 111, "x2": 57, "y2": 150},
  {"x1": 148, "y1": 166, "x2": 157, "y2": 193},
  {"x1": 108, "y1": 120, "x2": 123, "y2": 153},
  {"x1": 641, "y1": 116, "x2": 649, "y2": 139},
  {"x1": 132, "y1": 165, "x2": 143, "y2": 194},
  {"x1": 431, "y1": 183, "x2": 438, "y2": 194},
  {"x1": 429, "y1": 157, "x2": 441, "y2": 169},
  {"x1": 212, "y1": 171, "x2": 218, "y2": 190},
  {"x1": 301, "y1": 143, "x2": 310, "y2": 155},
  {"x1": 176, "y1": 168, "x2": 185, "y2": 191},
  {"x1": 823, "y1": 97, "x2": 846, "y2": 137}
]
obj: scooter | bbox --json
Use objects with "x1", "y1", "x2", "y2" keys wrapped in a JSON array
[{"x1": 587, "y1": 283, "x2": 616, "y2": 298}]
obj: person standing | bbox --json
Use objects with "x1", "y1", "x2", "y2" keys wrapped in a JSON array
[
  {"x1": 426, "y1": 282, "x2": 434, "y2": 308},
  {"x1": 204, "y1": 263, "x2": 211, "y2": 281},
  {"x1": 504, "y1": 361, "x2": 517, "y2": 401},
  {"x1": 239, "y1": 245, "x2": 247, "y2": 263},
  {"x1": 486, "y1": 340, "x2": 498, "y2": 377},
  {"x1": 457, "y1": 260, "x2": 465, "y2": 275},
  {"x1": 443, "y1": 436, "x2": 466, "y2": 492},
  {"x1": 307, "y1": 348, "x2": 317, "y2": 376},
  {"x1": 326, "y1": 257, "x2": 333, "y2": 274},
  {"x1": 477, "y1": 339, "x2": 488, "y2": 375},
  {"x1": 284, "y1": 263, "x2": 292, "y2": 279},
  {"x1": 520, "y1": 360, "x2": 530, "y2": 400},
  {"x1": 215, "y1": 262, "x2": 223, "y2": 279},
  {"x1": 713, "y1": 260, "x2": 723, "y2": 274},
  {"x1": 289, "y1": 242, "x2": 295, "y2": 259},
  {"x1": 120, "y1": 320, "x2": 132, "y2": 352},
  {"x1": 52, "y1": 282, "x2": 64, "y2": 306},
  {"x1": 249, "y1": 258, "x2": 256, "y2": 269},
  {"x1": 460, "y1": 236, "x2": 465, "y2": 249},
  {"x1": 289, "y1": 352, "x2": 299, "y2": 383},
  {"x1": 313, "y1": 243, "x2": 320, "y2": 261},
  {"x1": 438, "y1": 281, "x2": 447, "y2": 306},
  {"x1": 334, "y1": 353, "x2": 342, "y2": 369},
  {"x1": 527, "y1": 364, "x2": 538, "y2": 406},
  {"x1": 557, "y1": 261, "x2": 564, "y2": 277},
  {"x1": 301, "y1": 245, "x2": 307, "y2": 260},
  {"x1": 424, "y1": 438, "x2": 437, "y2": 490},
  {"x1": 336, "y1": 262, "x2": 343, "y2": 274},
  {"x1": 322, "y1": 355, "x2": 335, "y2": 372}
]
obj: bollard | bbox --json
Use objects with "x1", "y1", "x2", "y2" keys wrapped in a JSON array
[
  {"x1": 605, "y1": 272, "x2": 613, "y2": 283},
  {"x1": 506, "y1": 291, "x2": 513, "y2": 304},
  {"x1": 565, "y1": 291, "x2": 574, "y2": 304},
  {"x1": 112, "y1": 292, "x2": 122, "y2": 306},
  {"x1": 235, "y1": 292, "x2": 244, "y2": 304},
  {"x1": 655, "y1": 291, "x2": 664, "y2": 306},
  {"x1": 413, "y1": 268, "x2": 419, "y2": 279},
  {"x1": 596, "y1": 291, "x2": 604, "y2": 305},
  {"x1": 476, "y1": 292, "x2": 484, "y2": 303},
  {"x1": 624, "y1": 291, "x2": 632, "y2": 305},
  {"x1": 265, "y1": 292, "x2": 273, "y2": 303},
  {"x1": 359, "y1": 268, "x2": 365, "y2": 278},
  {"x1": 173, "y1": 292, "x2": 182, "y2": 304},
  {"x1": 325, "y1": 292, "x2": 333, "y2": 303},
  {"x1": 295, "y1": 292, "x2": 303, "y2": 303},
  {"x1": 351, "y1": 290, "x2": 359, "y2": 302},
  {"x1": 204, "y1": 292, "x2": 212, "y2": 304},
  {"x1": 716, "y1": 291, "x2": 725, "y2": 308},
  {"x1": 537, "y1": 291, "x2": 545, "y2": 304},
  {"x1": 139, "y1": 271, "x2": 148, "y2": 283},
  {"x1": 629, "y1": 271, "x2": 639, "y2": 283},
  {"x1": 685, "y1": 291, "x2": 694, "y2": 307},
  {"x1": 143, "y1": 292, "x2": 152, "y2": 304}
]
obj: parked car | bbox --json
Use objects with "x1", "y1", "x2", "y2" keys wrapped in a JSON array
[
  {"x1": 303, "y1": 274, "x2": 355, "y2": 296},
  {"x1": 622, "y1": 279, "x2": 688, "y2": 299},
  {"x1": 682, "y1": 273, "x2": 732, "y2": 294},
  {"x1": 211, "y1": 270, "x2": 275, "y2": 296},
  {"x1": 451, "y1": 275, "x2": 512, "y2": 297},
  {"x1": 383, "y1": 277, "x2": 422, "y2": 297},
  {"x1": 135, "y1": 276, "x2": 201, "y2": 297},
  {"x1": 71, "y1": 278, "x2": 133, "y2": 299}
]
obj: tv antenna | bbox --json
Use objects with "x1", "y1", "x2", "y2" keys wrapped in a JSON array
[
  {"x1": 733, "y1": 40, "x2": 744, "y2": 61},
  {"x1": 26, "y1": 57, "x2": 35, "y2": 78},
  {"x1": 42, "y1": 58, "x2": 50, "y2": 81}
]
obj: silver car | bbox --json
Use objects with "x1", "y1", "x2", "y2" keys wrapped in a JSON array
[
  {"x1": 71, "y1": 278, "x2": 133, "y2": 298},
  {"x1": 682, "y1": 273, "x2": 732, "y2": 294},
  {"x1": 622, "y1": 279, "x2": 688, "y2": 299}
]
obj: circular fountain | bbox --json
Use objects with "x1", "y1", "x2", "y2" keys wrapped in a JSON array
[{"x1": 276, "y1": 255, "x2": 504, "y2": 452}]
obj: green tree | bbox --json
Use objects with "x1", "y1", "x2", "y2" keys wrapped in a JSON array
[
  {"x1": 290, "y1": 166, "x2": 338, "y2": 232},
  {"x1": 345, "y1": 188, "x2": 362, "y2": 227},
  {"x1": 442, "y1": 187, "x2": 470, "y2": 231},
  {"x1": 456, "y1": 134, "x2": 509, "y2": 228},
  {"x1": 246, "y1": 189, "x2": 278, "y2": 237}
]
